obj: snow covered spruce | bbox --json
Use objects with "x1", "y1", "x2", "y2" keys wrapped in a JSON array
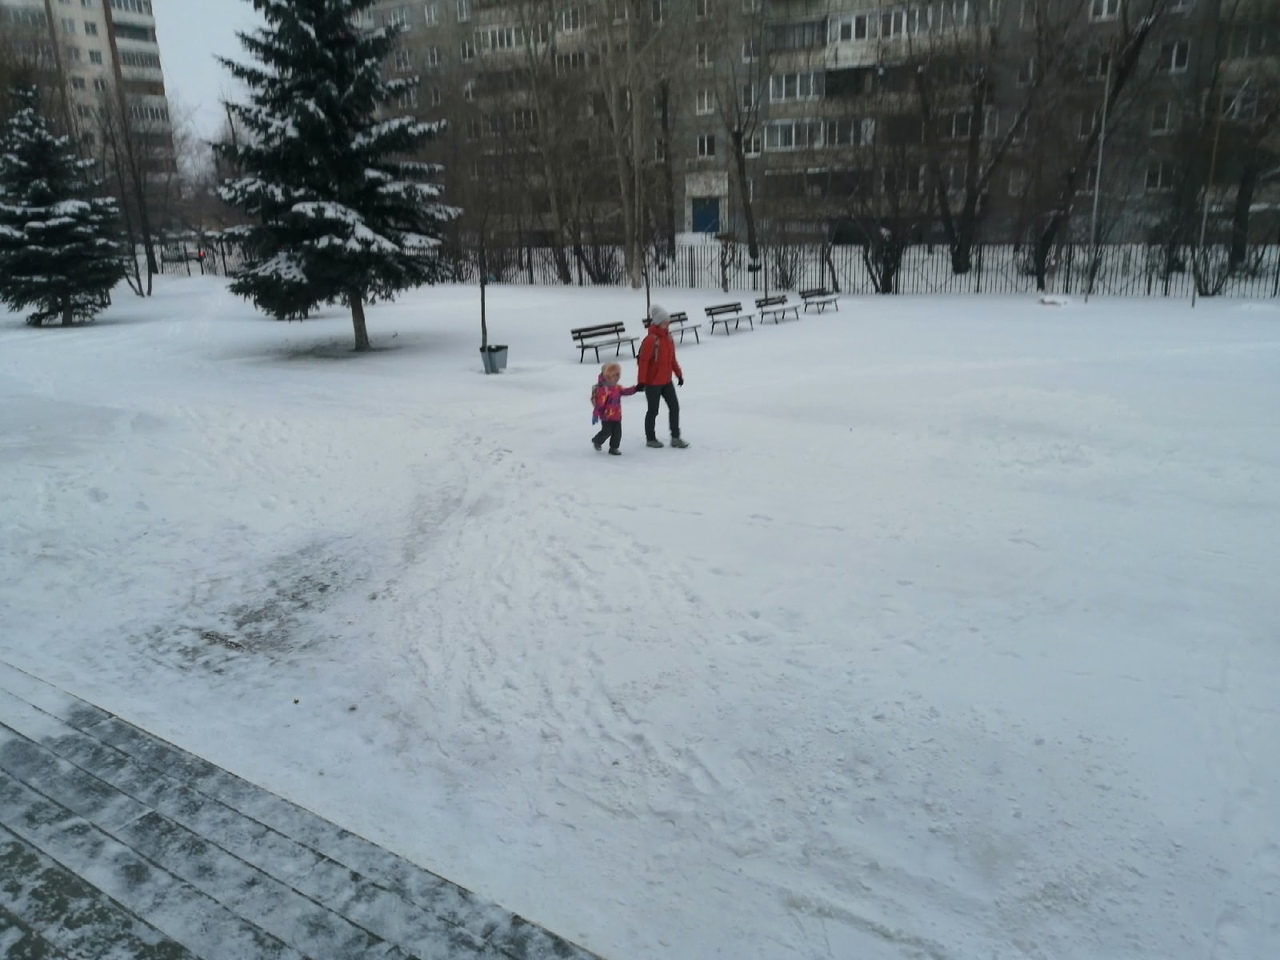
[
  {"x1": 0, "y1": 87, "x2": 127, "y2": 328},
  {"x1": 215, "y1": 0, "x2": 458, "y2": 351}
]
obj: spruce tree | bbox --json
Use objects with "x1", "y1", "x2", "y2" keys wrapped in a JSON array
[
  {"x1": 216, "y1": 0, "x2": 457, "y2": 351},
  {"x1": 0, "y1": 87, "x2": 127, "y2": 327}
]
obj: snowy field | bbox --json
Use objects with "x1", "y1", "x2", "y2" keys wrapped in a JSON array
[{"x1": 1, "y1": 277, "x2": 1277, "y2": 960}]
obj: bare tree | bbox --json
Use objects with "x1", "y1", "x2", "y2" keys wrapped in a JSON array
[
  {"x1": 90, "y1": 81, "x2": 180, "y2": 295},
  {"x1": 912, "y1": 0, "x2": 1092, "y2": 274},
  {"x1": 702, "y1": 0, "x2": 766, "y2": 265},
  {"x1": 1016, "y1": 0, "x2": 1173, "y2": 290}
]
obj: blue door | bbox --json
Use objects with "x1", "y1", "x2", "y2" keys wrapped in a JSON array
[{"x1": 691, "y1": 197, "x2": 721, "y2": 234}]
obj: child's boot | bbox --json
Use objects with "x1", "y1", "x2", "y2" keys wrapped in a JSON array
[
  {"x1": 646, "y1": 438, "x2": 664, "y2": 448},
  {"x1": 670, "y1": 437, "x2": 690, "y2": 448}
]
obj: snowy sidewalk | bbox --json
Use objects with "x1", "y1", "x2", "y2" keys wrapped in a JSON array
[{"x1": 0, "y1": 659, "x2": 604, "y2": 960}]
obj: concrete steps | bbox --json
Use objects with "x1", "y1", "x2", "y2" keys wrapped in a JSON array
[{"x1": 0, "y1": 659, "x2": 603, "y2": 960}]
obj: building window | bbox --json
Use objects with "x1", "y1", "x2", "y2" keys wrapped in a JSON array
[
  {"x1": 561, "y1": 8, "x2": 581, "y2": 32},
  {"x1": 426, "y1": 46, "x2": 440, "y2": 67},
  {"x1": 769, "y1": 72, "x2": 823, "y2": 102},
  {"x1": 460, "y1": 40, "x2": 475, "y2": 61},
  {"x1": 84, "y1": 21, "x2": 97, "y2": 36},
  {"x1": 652, "y1": 0, "x2": 666, "y2": 23},
  {"x1": 1146, "y1": 159, "x2": 1175, "y2": 192},
  {"x1": 655, "y1": 139, "x2": 666, "y2": 161},
  {"x1": 394, "y1": 49, "x2": 411, "y2": 71},
  {"x1": 463, "y1": 80, "x2": 474, "y2": 102},
  {"x1": 696, "y1": 89, "x2": 715, "y2": 115},
  {"x1": 93, "y1": 77, "x2": 107, "y2": 91},
  {"x1": 696, "y1": 43, "x2": 712, "y2": 68},
  {"x1": 1150, "y1": 101, "x2": 1172, "y2": 134},
  {"x1": 1160, "y1": 39, "x2": 1189, "y2": 73},
  {"x1": 764, "y1": 119, "x2": 825, "y2": 150},
  {"x1": 88, "y1": 49, "x2": 102, "y2": 64},
  {"x1": 696, "y1": 0, "x2": 709, "y2": 19},
  {"x1": 832, "y1": 13, "x2": 876, "y2": 41},
  {"x1": 741, "y1": 84, "x2": 756, "y2": 109},
  {"x1": 456, "y1": 0, "x2": 470, "y2": 21},
  {"x1": 1017, "y1": 56, "x2": 1035, "y2": 85},
  {"x1": 880, "y1": 9, "x2": 907, "y2": 38},
  {"x1": 71, "y1": 75, "x2": 86, "y2": 90},
  {"x1": 428, "y1": 87, "x2": 440, "y2": 106},
  {"x1": 423, "y1": 3, "x2": 438, "y2": 25},
  {"x1": 1078, "y1": 110, "x2": 1097, "y2": 139},
  {"x1": 77, "y1": 104, "x2": 92, "y2": 118},
  {"x1": 1084, "y1": 48, "x2": 1110, "y2": 81},
  {"x1": 742, "y1": 38, "x2": 758, "y2": 62},
  {"x1": 1089, "y1": 0, "x2": 1119, "y2": 22},
  {"x1": 61, "y1": 17, "x2": 76, "y2": 32},
  {"x1": 745, "y1": 132, "x2": 762, "y2": 156},
  {"x1": 742, "y1": 0, "x2": 762, "y2": 11},
  {"x1": 697, "y1": 133, "x2": 716, "y2": 158}
]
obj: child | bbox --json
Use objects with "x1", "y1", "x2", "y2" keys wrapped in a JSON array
[{"x1": 590, "y1": 362, "x2": 641, "y2": 455}]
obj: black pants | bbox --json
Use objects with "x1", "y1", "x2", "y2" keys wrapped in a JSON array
[
  {"x1": 592, "y1": 420, "x2": 622, "y2": 451},
  {"x1": 644, "y1": 384, "x2": 680, "y2": 441}
]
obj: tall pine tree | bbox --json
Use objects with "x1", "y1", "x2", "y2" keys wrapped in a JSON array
[
  {"x1": 0, "y1": 87, "x2": 127, "y2": 327},
  {"x1": 216, "y1": 0, "x2": 457, "y2": 351}
]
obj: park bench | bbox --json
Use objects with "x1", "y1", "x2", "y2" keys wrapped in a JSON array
[
  {"x1": 705, "y1": 301, "x2": 753, "y2": 335},
  {"x1": 755, "y1": 295, "x2": 800, "y2": 323},
  {"x1": 799, "y1": 287, "x2": 839, "y2": 313},
  {"x1": 571, "y1": 322, "x2": 639, "y2": 362},
  {"x1": 642, "y1": 310, "x2": 701, "y2": 344}
]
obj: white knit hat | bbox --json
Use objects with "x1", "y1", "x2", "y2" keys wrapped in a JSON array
[{"x1": 649, "y1": 304, "x2": 670, "y2": 325}]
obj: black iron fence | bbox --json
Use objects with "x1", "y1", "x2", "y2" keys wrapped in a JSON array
[
  {"x1": 173, "y1": 239, "x2": 1280, "y2": 298},
  {"x1": 445, "y1": 241, "x2": 1280, "y2": 298},
  {"x1": 156, "y1": 238, "x2": 246, "y2": 278}
]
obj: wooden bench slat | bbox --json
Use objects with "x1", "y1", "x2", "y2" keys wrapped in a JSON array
[
  {"x1": 704, "y1": 302, "x2": 752, "y2": 335},
  {"x1": 799, "y1": 288, "x2": 839, "y2": 313},
  {"x1": 571, "y1": 322, "x2": 638, "y2": 362},
  {"x1": 755, "y1": 295, "x2": 800, "y2": 323}
]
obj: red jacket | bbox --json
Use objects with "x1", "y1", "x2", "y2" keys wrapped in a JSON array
[{"x1": 638, "y1": 323, "x2": 683, "y2": 386}]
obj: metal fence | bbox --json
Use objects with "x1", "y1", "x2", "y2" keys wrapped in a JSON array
[
  {"x1": 170, "y1": 239, "x2": 1280, "y2": 298},
  {"x1": 156, "y1": 239, "x2": 246, "y2": 278},
  {"x1": 448, "y1": 241, "x2": 1280, "y2": 299}
]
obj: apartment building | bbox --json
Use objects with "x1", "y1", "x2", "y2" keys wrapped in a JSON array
[
  {"x1": 366, "y1": 0, "x2": 1277, "y2": 249},
  {"x1": 0, "y1": 0, "x2": 174, "y2": 169}
]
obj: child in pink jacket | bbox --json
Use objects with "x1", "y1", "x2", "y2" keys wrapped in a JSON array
[{"x1": 590, "y1": 361, "x2": 641, "y2": 455}]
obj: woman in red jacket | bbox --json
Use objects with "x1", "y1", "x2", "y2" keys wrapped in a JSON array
[{"x1": 637, "y1": 304, "x2": 689, "y2": 448}]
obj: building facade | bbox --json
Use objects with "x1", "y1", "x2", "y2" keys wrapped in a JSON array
[
  {"x1": 365, "y1": 1, "x2": 1277, "y2": 252},
  {"x1": 0, "y1": 0, "x2": 174, "y2": 169}
]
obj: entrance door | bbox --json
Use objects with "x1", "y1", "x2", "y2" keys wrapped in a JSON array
[{"x1": 691, "y1": 197, "x2": 721, "y2": 234}]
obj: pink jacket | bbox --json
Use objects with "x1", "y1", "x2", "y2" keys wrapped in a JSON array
[{"x1": 591, "y1": 376, "x2": 639, "y2": 423}]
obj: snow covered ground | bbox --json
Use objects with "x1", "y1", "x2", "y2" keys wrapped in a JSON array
[{"x1": 2, "y1": 278, "x2": 1277, "y2": 960}]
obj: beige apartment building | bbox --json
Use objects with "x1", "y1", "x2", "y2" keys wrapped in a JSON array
[{"x1": 1, "y1": 0, "x2": 174, "y2": 168}]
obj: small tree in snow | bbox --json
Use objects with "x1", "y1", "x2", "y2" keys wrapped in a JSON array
[
  {"x1": 0, "y1": 86, "x2": 126, "y2": 327},
  {"x1": 215, "y1": 0, "x2": 457, "y2": 350}
]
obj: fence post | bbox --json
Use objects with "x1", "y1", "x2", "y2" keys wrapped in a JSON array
[{"x1": 975, "y1": 243, "x2": 983, "y2": 295}]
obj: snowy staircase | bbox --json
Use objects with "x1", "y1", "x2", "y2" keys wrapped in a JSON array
[{"x1": 0, "y1": 659, "x2": 603, "y2": 960}]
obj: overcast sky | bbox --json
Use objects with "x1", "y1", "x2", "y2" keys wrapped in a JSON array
[{"x1": 153, "y1": 0, "x2": 265, "y2": 143}]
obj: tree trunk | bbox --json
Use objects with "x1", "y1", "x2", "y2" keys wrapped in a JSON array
[
  {"x1": 1230, "y1": 158, "x2": 1259, "y2": 270},
  {"x1": 730, "y1": 130, "x2": 760, "y2": 263},
  {"x1": 61, "y1": 296, "x2": 73, "y2": 326},
  {"x1": 350, "y1": 293, "x2": 371, "y2": 352}
]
